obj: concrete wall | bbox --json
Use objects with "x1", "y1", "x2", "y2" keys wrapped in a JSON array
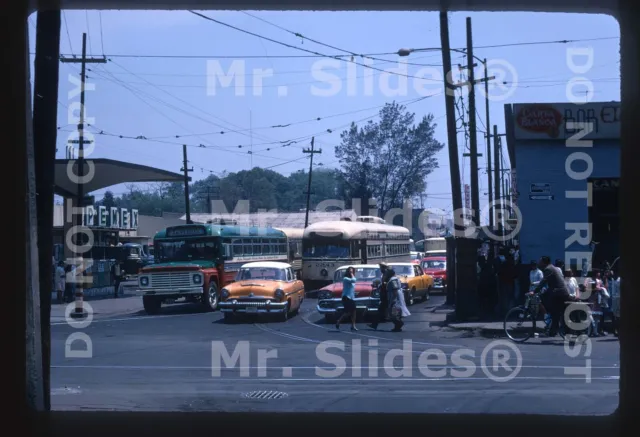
[{"x1": 514, "y1": 139, "x2": 620, "y2": 267}]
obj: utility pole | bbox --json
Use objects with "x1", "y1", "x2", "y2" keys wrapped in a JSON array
[
  {"x1": 439, "y1": 11, "x2": 463, "y2": 231},
  {"x1": 181, "y1": 144, "x2": 193, "y2": 224},
  {"x1": 60, "y1": 33, "x2": 106, "y2": 319},
  {"x1": 493, "y1": 125, "x2": 501, "y2": 230},
  {"x1": 303, "y1": 137, "x2": 321, "y2": 228},
  {"x1": 465, "y1": 17, "x2": 480, "y2": 228},
  {"x1": 484, "y1": 58, "x2": 493, "y2": 231}
]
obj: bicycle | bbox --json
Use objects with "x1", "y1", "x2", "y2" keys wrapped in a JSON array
[{"x1": 504, "y1": 292, "x2": 593, "y2": 342}]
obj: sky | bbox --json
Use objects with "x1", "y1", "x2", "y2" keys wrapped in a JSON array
[{"x1": 27, "y1": 10, "x2": 620, "y2": 222}]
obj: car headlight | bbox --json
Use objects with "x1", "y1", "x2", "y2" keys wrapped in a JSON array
[
  {"x1": 371, "y1": 288, "x2": 380, "y2": 298},
  {"x1": 192, "y1": 273, "x2": 202, "y2": 285},
  {"x1": 221, "y1": 288, "x2": 230, "y2": 299},
  {"x1": 139, "y1": 276, "x2": 149, "y2": 287},
  {"x1": 319, "y1": 290, "x2": 331, "y2": 300},
  {"x1": 275, "y1": 289, "x2": 285, "y2": 300}
]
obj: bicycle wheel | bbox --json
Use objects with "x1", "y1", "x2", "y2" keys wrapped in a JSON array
[{"x1": 504, "y1": 307, "x2": 536, "y2": 342}]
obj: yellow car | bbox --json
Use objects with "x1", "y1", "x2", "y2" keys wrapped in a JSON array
[
  {"x1": 218, "y1": 261, "x2": 305, "y2": 322},
  {"x1": 388, "y1": 262, "x2": 434, "y2": 305}
]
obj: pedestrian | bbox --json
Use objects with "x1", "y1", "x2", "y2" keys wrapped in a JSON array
[
  {"x1": 64, "y1": 263, "x2": 75, "y2": 303},
  {"x1": 564, "y1": 269, "x2": 579, "y2": 298},
  {"x1": 368, "y1": 263, "x2": 392, "y2": 330},
  {"x1": 335, "y1": 266, "x2": 358, "y2": 331},
  {"x1": 386, "y1": 268, "x2": 410, "y2": 332},
  {"x1": 529, "y1": 260, "x2": 543, "y2": 292},
  {"x1": 55, "y1": 261, "x2": 65, "y2": 303},
  {"x1": 111, "y1": 260, "x2": 122, "y2": 298}
]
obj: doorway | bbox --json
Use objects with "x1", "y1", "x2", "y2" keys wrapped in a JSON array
[{"x1": 588, "y1": 178, "x2": 619, "y2": 271}]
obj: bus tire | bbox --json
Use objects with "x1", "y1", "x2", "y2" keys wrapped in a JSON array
[
  {"x1": 143, "y1": 296, "x2": 162, "y2": 315},
  {"x1": 203, "y1": 283, "x2": 218, "y2": 311}
]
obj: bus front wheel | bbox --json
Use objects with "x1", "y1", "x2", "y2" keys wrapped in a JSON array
[{"x1": 203, "y1": 283, "x2": 218, "y2": 311}]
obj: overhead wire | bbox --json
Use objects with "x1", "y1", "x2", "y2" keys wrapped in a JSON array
[
  {"x1": 98, "y1": 11, "x2": 106, "y2": 55},
  {"x1": 62, "y1": 11, "x2": 74, "y2": 55},
  {"x1": 188, "y1": 10, "x2": 448, "y2": 82}
]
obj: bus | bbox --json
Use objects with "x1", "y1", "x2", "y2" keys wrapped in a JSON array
[
  {"x1": 423, "y1": 237, "x2": 447, "y2": 257},
  {"x1": 137, "y1": 223, "x2": 290, "y2": 314},
  {"x1": 302, "y1": 220, "x2": 411, "y2": 290},
  {"x1": 274, "y1": 227, "x2": 303, "y2": 275}
]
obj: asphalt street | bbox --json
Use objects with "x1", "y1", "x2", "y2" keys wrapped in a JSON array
[{"x1": 51, "y1": 294, "x2": 620, "y2": 414}]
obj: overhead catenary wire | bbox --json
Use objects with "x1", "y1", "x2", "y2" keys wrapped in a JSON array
[
  {"x1": 62, "y1": 11, "x2": 74, "y2": 55},
  {"x1": 98, "y1": 11, "x2": 106, "y2": 55},
  {"x1": 188, "y1": 10, "x2": 451, "y2": 82}
]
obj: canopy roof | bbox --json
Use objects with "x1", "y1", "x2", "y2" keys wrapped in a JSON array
[{"x1": 54, "y1": 158, "x2": 187, "y2": 198}]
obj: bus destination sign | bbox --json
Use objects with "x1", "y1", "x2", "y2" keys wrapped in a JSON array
[{"x1": 166, "y1": 226, "x2": 207, "y2": 237}]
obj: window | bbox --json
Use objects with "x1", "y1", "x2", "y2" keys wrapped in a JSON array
[
  {"x1": 233, "y1": 244, "x2": 243, "y2": 256},
  {"x1": 286, "y1": 269, "x2": 292, "y2": 281},
  {"x1": 243, "y1": 244, "x2": 252, "y2": 255}
]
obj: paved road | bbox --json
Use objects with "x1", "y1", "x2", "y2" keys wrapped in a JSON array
[{"x1": 51, "y1": 294, "x2": 620, "y2": 414}]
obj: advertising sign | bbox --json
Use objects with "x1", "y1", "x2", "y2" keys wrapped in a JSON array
[
  {"x1": 82, "y1": 206, "x2": 138, "y2": 230},
  {"x1": 530, "y1": 183, "x2": 551, "y2": 194},
  {"x1": 513, "y1": 102, "x2": 620, "y2": 140}
]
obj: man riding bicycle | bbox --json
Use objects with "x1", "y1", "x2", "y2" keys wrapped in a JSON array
[{"x1": 527, "y1": 256, "x2": 572, "y2": 337}]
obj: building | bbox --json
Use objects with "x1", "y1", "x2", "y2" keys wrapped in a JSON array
[{"x1": 504, "y1": 101, "x2": 620, "y2": 272}]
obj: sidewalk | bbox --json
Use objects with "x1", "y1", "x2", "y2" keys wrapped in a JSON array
[{"x1": 50, "y1": 293, "x2": 144, "y2": 323}]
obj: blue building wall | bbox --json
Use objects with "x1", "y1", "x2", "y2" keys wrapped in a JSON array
[{"x1": 514, "y1": 139, "x2": 620, "y2": 268}]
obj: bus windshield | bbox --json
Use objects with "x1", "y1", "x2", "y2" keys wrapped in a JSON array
[
  {"x1": 155, "y1": 238, "x2": 220, "y2": 262},
  {"x1": 302, "y1": 242, "x2": 350, "y2": 258}
]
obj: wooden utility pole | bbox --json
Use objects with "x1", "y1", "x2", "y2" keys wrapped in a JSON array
[
  {"x1": 439, "y1": 11, "x2": 463, "y2": 229},
  {"x1": 484, "y1": 58, "x2": 493, "y2": 230},
  {"x1": 181, "y1": 144, "x2": 193, "y2": 224},
  {"x1": 465, "y1": 17, "x2": 480, "y2": 228},
  {"x1": 303, "y1": 137, "x2": 321, "y2": 228},
  {"x1": 60, "y1": 34, "x2": 106, "y2": 319}
]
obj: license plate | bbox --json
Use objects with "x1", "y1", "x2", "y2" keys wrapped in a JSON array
[{"x1": 245, "y1": 307, "x2": 258, "y2": 313}]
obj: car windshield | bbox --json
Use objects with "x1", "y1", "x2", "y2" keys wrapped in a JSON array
[
  {"x1": 236, "y1": 267, "x2": 286, "y2": 281},
  {"x1": 155, "y1": 238, "x2": 220, "y2": 262},
  {"x1": 392, "y1": 265, "x2": 414, "y2": 276},
  {"x1": 423, "y1": 260, "x2": 446, "y2": 269},
  {"x1": 333, "y1": 267, "x2": 381, "y2": 283}
]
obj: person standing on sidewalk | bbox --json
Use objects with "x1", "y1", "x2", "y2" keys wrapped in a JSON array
[
  {"x1": 55, "y1": 261, "x2": 66, "y2": 303},
  {"x1": 111, "y1": 260, "x2": 123, "y2": 298},
  {"x1": 335, "y1": 266, "x2": 358, "y2": 331}
]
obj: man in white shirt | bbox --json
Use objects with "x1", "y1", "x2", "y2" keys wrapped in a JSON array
[{"x1": 529, "y1": 260, "x2": 543, "y2": 292}]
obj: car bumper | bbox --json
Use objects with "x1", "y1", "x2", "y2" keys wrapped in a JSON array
[
  {"x1": 219, "y1": 301, "x2": 289, "y2": 314},
  {"x1": 316, "y1": 297, "x2": 380, "y2": 314},
  {"x1": 432, "y1": 278, "x2": 446, "y2": 289},
  {"x1": 140, "y1": 287, "x2": 203, "y2": 296}
]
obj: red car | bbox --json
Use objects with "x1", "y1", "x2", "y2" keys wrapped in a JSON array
[
  {"x1": 316, "y1": 264, "x2": 382, "y2": 322},
  {"x1": 421, "y1": 257, "x2": 447, "y2": 291}
]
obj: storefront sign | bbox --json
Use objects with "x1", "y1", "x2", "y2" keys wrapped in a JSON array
[
  {"x1": 591, "y1": 178, "x2": 620, "y2": 190},
  {"x1": 530, "y1": 183, "x2": 551, "y2": 194},
  {"x1": 82, "y1": 206, "x2": 138, "y2": 230},
  {"x1": 464, "y1": 184, "x2": 470, "y2": 209},
  {"x1": 513, "y1": 102, "x2": 620, "y2": 140},
  {"x1": 529, "y1": 195, "x2": 554, "y2": 200},
  {"x1": 511, "y1": 170, "x2": 518, "y2": 205}
]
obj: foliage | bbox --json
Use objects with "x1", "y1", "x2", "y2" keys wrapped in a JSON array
[
  {"x1": 334, "y1": 102, "x2": 444, "y2": 216},
  {"x1": 97, "y1": 168, "x2": 347, "y2": 216}
]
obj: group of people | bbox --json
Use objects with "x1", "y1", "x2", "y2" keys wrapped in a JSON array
[
  {"x1": 335, "y1": 263, "x2": 411, "y2": 332},
  {"x1": 527, "y1": 256, "x2": 620, "y2": 337}
]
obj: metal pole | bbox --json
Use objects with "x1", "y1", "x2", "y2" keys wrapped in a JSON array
[
  {"x1": 466, "y1": 17, "x2": 480, "y2": 228},
  {"x1": 493, "y1": 125, "x2": 501, "y2": 229},
  {"x1": 303, "y1": 137, "x2": 320, "y2": 228}
]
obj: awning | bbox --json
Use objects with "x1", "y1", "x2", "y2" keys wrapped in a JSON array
[{"x1": 54, "y1": 158, "x2": 187, "y2": 198}]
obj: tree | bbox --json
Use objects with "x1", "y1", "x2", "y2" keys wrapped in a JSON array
[{"x1": 335, "y1": 102, "x2": 444, "y2": 217}]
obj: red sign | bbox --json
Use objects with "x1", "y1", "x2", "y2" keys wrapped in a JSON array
[{"x1": 516, "y1": 105, "x2": 563, "y2": 138}]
